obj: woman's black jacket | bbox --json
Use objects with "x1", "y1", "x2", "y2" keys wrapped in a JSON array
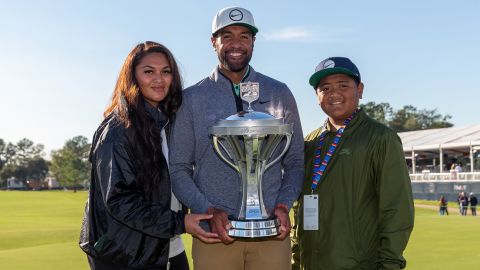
[{"x1": 79, "y1": 113, "x2": 185, "y2": 268}]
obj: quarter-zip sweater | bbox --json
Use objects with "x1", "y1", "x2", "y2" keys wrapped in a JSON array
[{"x1": 169, "y1": 66, "x2": 304, "y2": 222}]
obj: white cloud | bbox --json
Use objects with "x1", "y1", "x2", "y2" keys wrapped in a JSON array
[
  {"x1": 262, "y1": 26, "x2": 352, "y2": 43},
  {"x1": 262, "y1": 27, "x2": 314, "y2": 41}
]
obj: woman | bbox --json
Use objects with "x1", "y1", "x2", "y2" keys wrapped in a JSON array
[
  {"x1": 439, "y1": 195, "x2": 448, "y2": 216},
  {"x1": 80, "y1": 41, "x2": 219, "y2": 270}
]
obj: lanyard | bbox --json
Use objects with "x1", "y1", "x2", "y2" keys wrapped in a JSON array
[{"x1": 311, "y1": 109, "x2": 359, "y2": 193}]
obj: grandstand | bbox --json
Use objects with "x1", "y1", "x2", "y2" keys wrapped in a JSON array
[{"x1": 398, "y1": 125, "x2": 480, "y2": 201}]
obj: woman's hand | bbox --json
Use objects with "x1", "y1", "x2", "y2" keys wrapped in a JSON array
[
  {"x1": 184, "y1": 213, "x2": 222, "y2": 244},
  {"x1": 207, "y1": 207, "x2": 235, "y2": 244}
]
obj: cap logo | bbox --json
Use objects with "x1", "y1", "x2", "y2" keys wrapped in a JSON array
[
  {"x1": 229, "y1": 9, "x2": 243, "y2": 21},
  {"x1": 323, "y1": 60, "x2": 335, "y2": 69}
]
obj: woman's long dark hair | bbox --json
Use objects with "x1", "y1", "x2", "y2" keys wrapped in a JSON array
[{"x1": 104, "y1": 41, "x2": 183, "y2": 198}]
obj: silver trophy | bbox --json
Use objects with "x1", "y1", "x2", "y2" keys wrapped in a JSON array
[{"x1": 209, "y1": 82, "x2": 293, "y2": 238}]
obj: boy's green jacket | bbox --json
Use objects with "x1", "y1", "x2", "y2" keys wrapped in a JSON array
[{"x1": 292, "y1": 109, "x2": 414, "y2": 270}]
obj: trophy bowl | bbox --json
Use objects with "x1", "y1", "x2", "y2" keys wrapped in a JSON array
[{"x1": 210, "y1": 110, "x2": 292, "y2": 238}]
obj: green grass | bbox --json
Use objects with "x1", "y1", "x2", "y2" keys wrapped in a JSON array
[
  {"x1": 0, "y1": 191, "x2": 191, "y2": 270},
  {"x1": 404, "y1": 207, "x2": 480, "y2": 269},
  {"x1": 1, "y1": 192, "x2": 479, "y2": 269},
  {"x1": 415, "y1": 199, "x2": 441, "y2": 206},
  {"x1": 0, "y1": 191, "x2": 89, "y2": 270}
]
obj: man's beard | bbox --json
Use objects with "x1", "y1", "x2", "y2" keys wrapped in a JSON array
[{"x1": 219, "y1": 50, "x2": 252, "y2": 72}]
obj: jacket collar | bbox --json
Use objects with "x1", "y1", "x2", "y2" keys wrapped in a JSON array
[
  {"x1": 209, "y1": 65, "x2": 257, "y2": 87},
  {"x1": 323, "y1": 108, "x2": 366, "y2": 135},
  {"x1": 144, "y1": 101, "x2": 169, "y2": 130}
]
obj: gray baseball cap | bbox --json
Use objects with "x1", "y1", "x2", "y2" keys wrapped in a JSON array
[{"x1": 212, "y1": 7, "x2": 258, "y2": 36}]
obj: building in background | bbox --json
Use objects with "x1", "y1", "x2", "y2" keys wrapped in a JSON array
[{"x1": 398, "y1": 125, "x2": 480, "y2": 201}]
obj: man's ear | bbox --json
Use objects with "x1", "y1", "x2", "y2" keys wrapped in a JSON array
[
  {"x1": 357, "y1": 82, "x2": 364, "y2": 99},
  {"x1": 211, "y1": 36, "x2": 217, "y2": 50}
]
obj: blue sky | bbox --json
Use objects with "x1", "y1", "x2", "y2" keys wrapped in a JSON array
[{"x1": 1, "y1": 0, "x2": 479, "y2": 156}]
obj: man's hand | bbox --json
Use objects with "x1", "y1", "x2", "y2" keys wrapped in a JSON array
[
  {"x1": 274, "y1": 204, "x2": 291, "y2": 240},
  {"x1": 184, "y1": 213, "x2": 221, "y2": 244},
  {"x1": 207, "y1": 207, "x2": 235, "y2": 244}
]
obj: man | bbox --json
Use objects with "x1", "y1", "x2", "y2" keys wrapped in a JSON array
[
  {"x1": 292, "y1": 57, "x2": 414, "y2": 269},
  {"x1": 169, "y1": 6, "x2": 304, "y2": 270},
  {"x1": 469, "y1": 192, "x2": 477, "y2": 216},
  {"x1": 459, "y1": 192, "x2": 468, "y2": 216}
]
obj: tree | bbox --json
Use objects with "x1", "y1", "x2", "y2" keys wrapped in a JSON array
[
  {"x1": 389, "y1": 105, "x2": 453, "y2": 132},
  {"x1": 388, "y1": 105, "x2": 420, "y2": 132},
  {"x1": 0, "y1": 138, "x2": 48, "y2": 183},
  {"x1": 1, "y1": 158, "x2": 48, "y2": 182},
  {"x1": 0, "y1": 138, "x2": 6, "y2": 171},
  {"x1": 359, "y1": 102, "x2": 393, "y2": 125},
  {"x1": 360, "y1": 102, "x2": 453, "y2": 132},
  {"x1": 50, "y1": 136, "x2": 91, "y2": 188},
  {"x1": 0, "y1": 139, "x2": 16, "y2": 172}
]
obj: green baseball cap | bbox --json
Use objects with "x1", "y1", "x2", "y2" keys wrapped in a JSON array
[{"x1": 309, "y1": 57, "x2": 361, "y2": 88}]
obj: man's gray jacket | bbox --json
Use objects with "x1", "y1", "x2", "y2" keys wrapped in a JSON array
[{"x1": 169, "y1": 66, "x2": 304, "y2": 220}]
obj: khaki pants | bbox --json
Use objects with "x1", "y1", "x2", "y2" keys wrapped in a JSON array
[{"x1": 192, "y1": 236, "x2": 292, "y2": 270}]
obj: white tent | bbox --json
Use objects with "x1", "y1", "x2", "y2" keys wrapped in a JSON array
[{"x1": 398, "y1": 125, "x2": 480, "y2": 173}]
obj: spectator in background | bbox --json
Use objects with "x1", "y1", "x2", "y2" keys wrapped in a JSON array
[
  {"x1": 450, "y1": 162, "x2": 459, "y2": 180},
  {"x1": 458, "y1": 192, "x2": 468, "y2": 216},
  {"x1": 469, "y1": 193, "x2": 477, "y2": 216},
  {"x1": 454, "y1": 163, "x2": 463, "y2": 172},
  {"x1": 457, "y1": 192, "x2": 462, "y2": 213},
  {"x1": 450, "y1": 162, "x2": 457, "y2": 171},
  {"x1": 439, "y1": 195, "x2": 449, "y2": 216}
]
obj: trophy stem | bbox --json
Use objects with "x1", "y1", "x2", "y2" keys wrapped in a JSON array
[
  {"x1": 247, "y1": 101, "x2": 253, "y2": 112},
  {"x1": 243, "y1": 136, "x2": 270, "y2": 220}
]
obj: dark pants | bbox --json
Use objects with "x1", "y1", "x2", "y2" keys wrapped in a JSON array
[
  {"x1": 88, "y1": 251, "x2": 189, "y2": 270},
  {"x1": 169, "y1": 251, "x2": 189, "y2": 270}
]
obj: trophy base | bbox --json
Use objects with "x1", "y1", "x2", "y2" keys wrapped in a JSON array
[{"x1": 228, "y1": 218, "x2": 280, "y2": 238}]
